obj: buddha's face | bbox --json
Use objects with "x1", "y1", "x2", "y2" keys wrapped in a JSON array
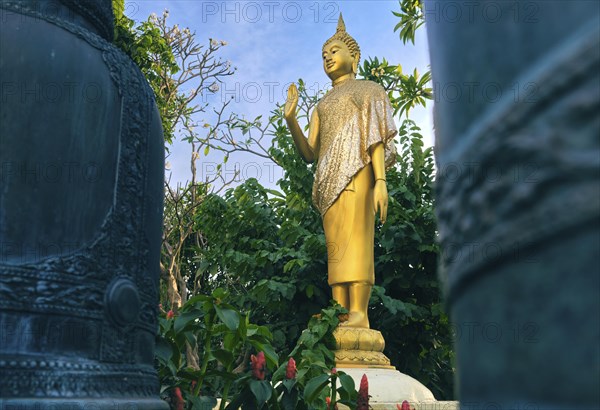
[{"x1": 322, "y1": 40, "x2": 355, "y2": 80}]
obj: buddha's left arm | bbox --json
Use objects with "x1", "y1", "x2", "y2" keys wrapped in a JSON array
[
  {"x1": 370, "y1": 142, "x2": 388, "y2": 223},
  {"x1": 370, "y1": 142, "x2": 385, "y2": 181}
]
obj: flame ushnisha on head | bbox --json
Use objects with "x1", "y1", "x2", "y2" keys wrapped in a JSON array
[{"x1": 323, "y1": 13, "x2": 361, "y2": 67}]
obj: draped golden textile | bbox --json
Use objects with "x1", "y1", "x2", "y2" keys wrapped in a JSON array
[
  {"x1": 313, "y1": 79, "x2": 397, "y2": 217},
  {"x1": 314, "y1": 79, "x2": 397, "y2": 285}
]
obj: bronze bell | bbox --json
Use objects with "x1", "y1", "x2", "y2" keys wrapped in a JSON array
[{"x1": 0, "y1": 0, "x2": 167, "y2": 407}]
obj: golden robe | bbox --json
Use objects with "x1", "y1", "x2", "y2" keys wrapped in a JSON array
[{"x1": 314, "y1": 79, "x2": 397, "y2": 285}]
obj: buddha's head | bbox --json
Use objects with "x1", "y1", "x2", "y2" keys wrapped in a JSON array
[{"x1": 322, "y1": 14, "x2": 361, "y2": 82}]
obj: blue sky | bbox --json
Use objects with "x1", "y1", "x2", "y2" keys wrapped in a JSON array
[{"x1": 128, "y1": 1, "x2": 433, "y2": 188}]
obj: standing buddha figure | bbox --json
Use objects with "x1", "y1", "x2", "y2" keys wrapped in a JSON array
[{"x1": 284, "y1": 14, "x2": 397, "y2": 329}]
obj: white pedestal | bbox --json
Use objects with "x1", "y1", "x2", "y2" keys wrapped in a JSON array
[
  {"x1": 339, "y1": 367, "x2": 434, "y2": 402},
  {"x1": 336, "y1": 367, "x2": 458, "y2": 409}
]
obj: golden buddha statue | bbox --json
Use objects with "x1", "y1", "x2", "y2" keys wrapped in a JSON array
[
  {"x1": 285, "y1": 14, "x2": 397, "y2": 330},
  {"x1": 285, "y1": 12, "x2": 397, "y2": 362}
]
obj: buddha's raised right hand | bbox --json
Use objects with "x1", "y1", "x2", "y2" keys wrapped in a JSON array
[{"x1": 284, "y1": 83, "x2": 299, "y2": 121}]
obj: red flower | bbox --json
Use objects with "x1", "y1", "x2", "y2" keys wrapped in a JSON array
[
  {"x1": 251, "y1": 351, "x2": 266, "y2": 380},
  {"x1": 285, "y1": 357, "x2": 297, "y2": 379},
  {"x1": 172, "y1": 387, "x2": 184, "y2": 410},
  {"x1": 166, "y1": 310, "x2": 174, "y2": 319},
  {"x1": 331, "y1": 368, "x2": 337, "y2": 374},
  {"x1": 398, "y1": 401, "x2": 414, "y2": 410},
  {"x1": 326, "y1": 397, "x2": 338, "y2": 410},
  {"x1": 357, "y1": 374, "x2": 369, "y2": 410}
]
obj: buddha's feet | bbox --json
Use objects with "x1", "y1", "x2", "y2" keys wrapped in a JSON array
[{"x1": 339, "y1": 311, "x2": 369, "y2": 328}]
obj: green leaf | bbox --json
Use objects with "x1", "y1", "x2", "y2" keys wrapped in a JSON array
[
  {"x1": 249, "y1": 380, "x2": 273, "y2": 406},
  {"x1": 154, "y1": 339, "x2": 173, "y2": 363},
  {"x1": 303, "y1": 373, "x2": 330, "y2": 403},
  {"x1": 281, "y1": 388, "x2": 299, "y2": 410},
  {"x1": 265, "y1": 188, "x2": 284, "y2": 198},
  {"x1": 212, "y1": 348, "x2": 234, "y2": 368},
  {"x1": 282, "y1": 378, "x2": 296, "y2": 392},
  {"x1": 224, "y1": 387, "x2": 252, "y2": 410},
  {"x1": 204, "y1": 369, "x2": 241, "y2": 381},
  {"x1": 186, "y1": 294, "x2": 211, "y2": 306},
  {"x1": 189, "y1": 396, "x2": 218, "y2": 410},
  {"x1": 174, "y1": 310, "x2": 200, "y2": 333},
  {"x1": 215, "y1": 306, "x2": 240, "y2": 330},
  {"x1": 337, "y1": 372, "x2": 356, "y2": 401},
  {"x1": 212, "y1": 287, "x2": 228, "y2": 300}
]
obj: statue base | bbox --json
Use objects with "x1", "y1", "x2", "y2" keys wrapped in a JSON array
[
  {"x1": 335, "y1": 368, "x2": 459, "y2": 410},
  {"x1": 333, "y1": 327, "x2": 394, "y2": 368},
  {"x1": 336, "y1": 367, "x2": 436, "y2": 405},
  {"x1": 333, "y1": 327, "x2": 459, "y2": 409}
]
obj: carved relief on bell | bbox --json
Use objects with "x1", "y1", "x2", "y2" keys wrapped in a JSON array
[{"x1": 0, "y1": 1, "x2": 167, "y2": 407}]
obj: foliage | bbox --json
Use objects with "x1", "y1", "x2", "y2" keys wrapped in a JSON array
[
  {"x1": 360, "y1": 57, "x2": 432, "y2": 118},
  {"x1": 393, "y1": 0, "x2": 425, "y2": 44},
  {"x1": 112, "y1": 7, "x2": 237, "y2": 312},
  {"x1": 112, "y1": 8, "x2": 179, "y2": 144},
  {"x1": 156, "y1": 287, "x2": 276, "y2": 409},
  {"x1": 187, "y1": 81, "x2": 327, "y2": 354},
  {"x1": 113, "y1": 8, "x2": 234, "y2": 146},
  {"x1": 226, "y1": 303, "x2": 357, "y2": 410},
  {"x1": 111, "y1": 0, "x2": 124, "y2": 19},
  {"x1": 193, "y1": 169, "x2": 328, "y2": 354},
  {"x1": 157, "y1": 295, "x2": 357, "y2": 409}
]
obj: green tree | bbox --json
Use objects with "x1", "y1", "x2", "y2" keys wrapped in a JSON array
[
  {"x1": 112, "y1": 5, "x2": 237, "y2": 311},
  {"x1": 112, "y1": 0, "x2": 124, "y2": 19},
  {"x1": 111, "y1": 4, "x2": 243, "y2": 385}
]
